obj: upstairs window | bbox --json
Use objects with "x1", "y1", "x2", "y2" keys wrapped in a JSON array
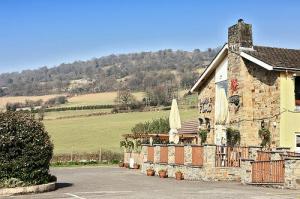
[{"x1": 295, "y1": 76, "x2": 300, "y2": 109}]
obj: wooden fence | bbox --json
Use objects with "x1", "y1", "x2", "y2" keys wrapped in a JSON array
[
  {"x1": 192, "y1": 146, "x2": 204, "y2": 166},
  {"x1": 215, "y1": 146, "x2": 249, "y2": 167},
  {"x1": 175, "y1": 146, "x2": 184, "y2": 165},
  {"x1": 252, "y1": 160, "x2": 285, "y2": 183},
  {"x1": 280, "y1": 151, "x2": 300, "y2": 159},
  {"x1": 160, "y1": 146, "x2": 168, "y2": 163},
  {"x1": 147, "y1": 146, "x2": 154, "y2": 162}
]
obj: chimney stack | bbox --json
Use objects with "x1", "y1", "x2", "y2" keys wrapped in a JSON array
[{"x1": 228, "y1": 19, "x2": 253, "y2": 50}]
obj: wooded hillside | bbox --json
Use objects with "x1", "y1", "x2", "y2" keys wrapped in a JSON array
[{"x1": 0, "y1": 48, "x2": 219, "y2": 96}]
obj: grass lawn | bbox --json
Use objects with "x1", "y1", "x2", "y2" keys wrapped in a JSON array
[{"x1": 44, "y1": 108, "x2": 198, "y2": 154}]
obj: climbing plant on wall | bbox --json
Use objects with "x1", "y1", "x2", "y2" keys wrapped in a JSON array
[
  {"x1": 198, "y1": 129, "x2": 208, "y2": 145},
  {"x1": 226, "y1": 127, "x2": 241, "y2": 146},
  {"x1": 258, "y1": 128, "x2": 271, "y2": 148}
]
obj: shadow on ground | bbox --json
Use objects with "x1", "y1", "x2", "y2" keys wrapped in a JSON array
[{"x1": 55, "y1": 182, "x2": 73, "y2": 190}]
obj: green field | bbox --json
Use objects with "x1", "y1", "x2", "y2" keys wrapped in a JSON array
[{"x1": 44, "y1": 108, "x2": 198, "y2": 154}]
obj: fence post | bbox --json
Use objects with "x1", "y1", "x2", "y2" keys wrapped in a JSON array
[
  {"x1": 71, "y1": 146, "x2": 74, "y2": 162},
  {"x1": 168, "y1": 144, "x2": 175, "y2": 164},
  {"x1": 240, "y1": 159, "x2": 254, "y2": 184},
  {"x1": 154, "y1": 145, "x2": 160, "y2": 164},
  {"x1": 203, "y1": 144, "x2": 216, "y2": 167},
  {"x1": 141, "y1": 144, "x2": 148, "y2": 162},
  {"x1": 184, "y1": 145, "x2": 192, "y2": 165},
  {"x1": 99, "y1": 147, "x2": 102, "y2": 162}
]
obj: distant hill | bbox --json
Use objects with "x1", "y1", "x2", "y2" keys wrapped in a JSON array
[{"x1": 0, "y1": 48, "x2": 219, "y2": 96}]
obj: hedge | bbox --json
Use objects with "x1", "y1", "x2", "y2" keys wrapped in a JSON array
[
  {"x1": 0, "y1": 111, "x2": 54, "y2": 185},
  {"x1": 31, "y1": 104, "x2": 115, "y2": 113}
]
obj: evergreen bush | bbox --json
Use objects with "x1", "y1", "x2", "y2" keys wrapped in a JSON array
[{"x1": 0, "y1": 111, "x2": 54, "y2": 186}]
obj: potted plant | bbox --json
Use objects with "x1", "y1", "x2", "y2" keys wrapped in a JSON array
[
  {"x1": 133, "y1": 163, "x2": 140, "y2": 169},
  {"x1": 146, "y1": 167, "x2": 155, "y2": 176},
  {"x1": 158, "y1": 169, "x2": 167, "y2": 178},
  {"x1": 124, "y1": 162, "x2": 129, "y2": 168},
  {"x1": 175, "y1": 170, "x2": 183, "y2": 180},
  {"x1": 258, "y1": 127, "x2": 271, "y2": 148},
  {"x1": 119, "y1": 161, "x2": 124, "y2": 167}
]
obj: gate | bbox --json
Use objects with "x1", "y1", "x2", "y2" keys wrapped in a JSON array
[
  {"x1": 215, "y1": 146, "x2": 249, "y2": 167},
  {"x1": 252, "y1": 160, "x2": 285, "y2": 183}
]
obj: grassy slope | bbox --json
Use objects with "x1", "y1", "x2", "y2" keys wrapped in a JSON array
[
  {"x1": 0, "y1": 91, "x2": 145, "y2": 110},
  {"x1": 44, "y1": 108, "x2": 198, "y2": 154},
  {"x1": 60, "y1": 91, "x2": 145, "y2": 107}
]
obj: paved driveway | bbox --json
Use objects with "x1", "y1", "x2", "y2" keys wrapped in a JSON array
[{"x1": 5, "y1": 166, "x2": 300, "y2": 199}]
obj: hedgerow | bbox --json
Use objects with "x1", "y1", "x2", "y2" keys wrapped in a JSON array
[{"x1": 31, "y1": 104, "x2": 115, "y2": 113}]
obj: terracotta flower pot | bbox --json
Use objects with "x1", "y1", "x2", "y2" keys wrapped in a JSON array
[
  {"x1": 158, "y1": 170, "x2": 167, "y2": 178},
  {"x1": 133, "y1": 164, "x2": 140, "y2": 169},
  {"x1": 175, "y1": 172, "x2": 183, "y2": 180},
  {"x1": 119, "y1": 162, "x2": 124, "y2": 167},
  {"x1": 146, "y1": 169, "x2": 155, "y2": 176}
]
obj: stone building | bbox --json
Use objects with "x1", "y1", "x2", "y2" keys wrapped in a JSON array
[{"x1": 190, "y1": 19, "x2": 300, "y2": 151}]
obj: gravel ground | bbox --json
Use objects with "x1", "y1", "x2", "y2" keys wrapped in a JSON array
[{"x1": 4, "y1": 166, "x2": 300, "y2": 199}]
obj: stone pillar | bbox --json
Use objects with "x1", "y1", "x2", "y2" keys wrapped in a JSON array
[
  {"x1": 203, "y1": 145, "x2": 216, "y2": 167},
  {"x1": 154, "y1": 145, "x2": 160, "y2": 164},
  {"x1": 284, "y1": 159, "x2": 300, "y2": 189},
  {"x1": 123, "y1": 152, "x2": 130, "y2": 164},
  {"x1": 141, "y1": 145, "x2": 148, "y2": 163},
  {"x1": 240, "y1": 159, "x2": 254, "y2": 184},
  {"x1": 184, "y1": 145, "x2": 192, "y2": 165},
  {"x1": 168, "y1": 145, "x2": 175, "y2": 164},
  {"x1": 248, "y1": 146, "x2": 261, "y2": 160},
  {"x1": 270, "y1": 152, "x2": 282, "y2": 161}
]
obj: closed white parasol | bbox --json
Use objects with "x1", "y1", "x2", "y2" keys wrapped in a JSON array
[{"x1": 169, "y1": 99, "x2": 181, "y2": 143}]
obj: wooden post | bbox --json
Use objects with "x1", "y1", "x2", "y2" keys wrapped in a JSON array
[
  {"x1": 71, "y1": 146, "x2": 73, "y2": 162},
  {"x1": 99, "y1": 147, "x2": 102, "y2": 163}
]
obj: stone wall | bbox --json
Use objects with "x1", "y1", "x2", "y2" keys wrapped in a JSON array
[
  {"x1": 284, "y1": 159, "x2": 300, "y2": 189},
  {"x1": 197, "y1": 72, "x2": 216, "y2": 144},
  {"x1": 240, "y1": 159, "x2": 254, "y2": 184},
  {"x1": 141, "y1": 145, "x2": 242, "y2": 181},
  {"x1": 227, "y1": 50, "x2": 281, "y2": 147},
  {"x1": 140, "y1": 145, "x2": 300, "y2": 189},
  {"x1": 123, "y1": 152, "x2": 143, "y2": 165}
]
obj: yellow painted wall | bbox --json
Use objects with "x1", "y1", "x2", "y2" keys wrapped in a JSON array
[{"x1": 280, "y1": 72, "x2": 300, "y2": 150}]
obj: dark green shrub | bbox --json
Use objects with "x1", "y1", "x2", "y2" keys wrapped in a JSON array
[
  {"x1": 226, "y1": 127, "x2": 241, "y2": 146},
  {"x1": 258, "y1": 128, "x2": 271, "y2": 147},
  {"x1": 0, "y1": 111, "x2": 54, "y2": 185},
  {"x1": 148, "y1": 118, "x2": 169, "y2": 134},
  {"x1": 131, "y1": 118, "x2": 169, "y2": 135}
]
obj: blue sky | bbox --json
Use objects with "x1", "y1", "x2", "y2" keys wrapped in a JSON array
[{"x1": 0, "y1": 0, "x2": 299, "y2": 73}]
